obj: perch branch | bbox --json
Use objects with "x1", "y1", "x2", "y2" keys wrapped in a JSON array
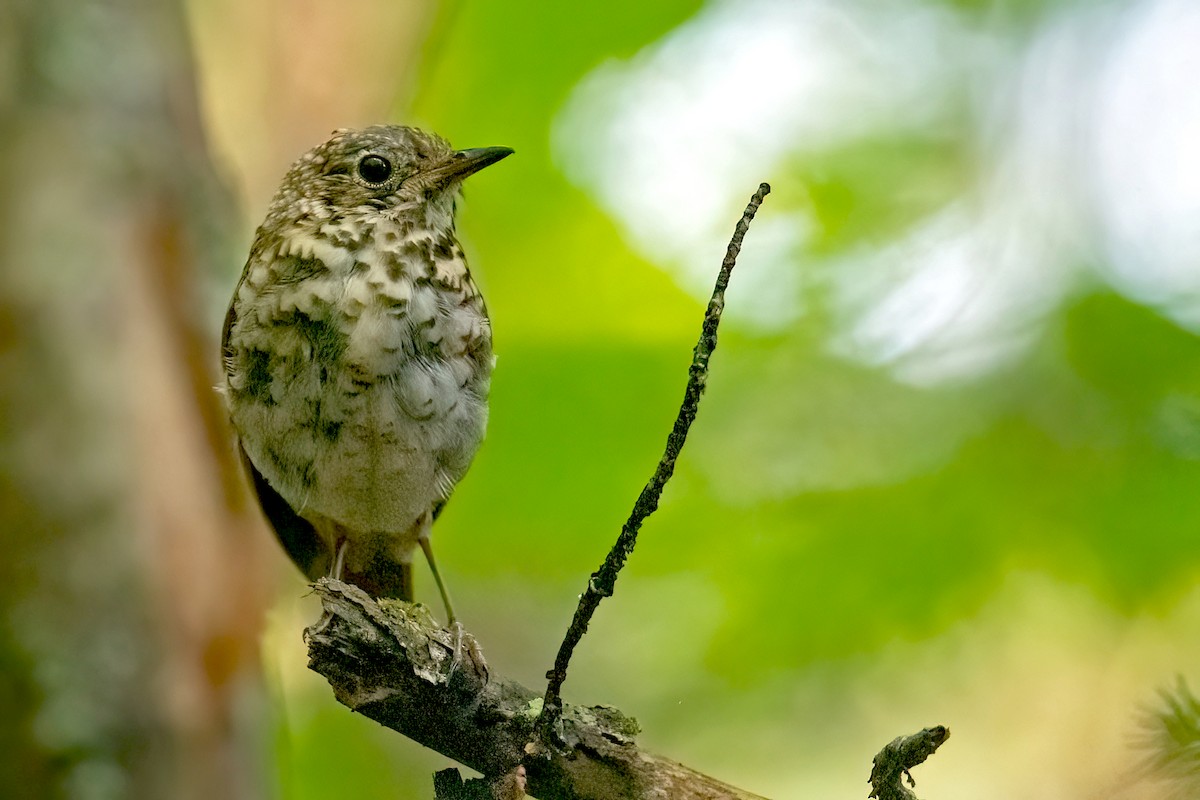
[
  {"x1": 305, "y1": 579, "x2": 768, "y2": 800},
  {"x1": 302, "y1": 183, "x2": 955, "y2": 799},
  {"x1": 534, "y1": 183, "x2": 772, "y2": 745},
  {"x1": 868, "y1": 726, "x2": 950, "y2": 800}
]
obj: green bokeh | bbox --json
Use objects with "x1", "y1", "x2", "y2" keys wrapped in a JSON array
[{"x1": 266, "y1": 0, "x2": 1200, "y2": 794}]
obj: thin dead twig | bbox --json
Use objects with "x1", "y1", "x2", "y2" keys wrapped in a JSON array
[
  {"x1": 533, "y1": 183, "x2": 772, "y2": 746},
  {"x1": 868, "y1": 726, "x2": 951, "y2": 800}
]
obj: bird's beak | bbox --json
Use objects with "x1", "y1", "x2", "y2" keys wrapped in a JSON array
[{"x1": 424, "y1": 146, "x2": 514, "y2": 186}]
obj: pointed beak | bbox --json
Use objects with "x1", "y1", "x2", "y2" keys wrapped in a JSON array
[{"x1": 423, "y1": 146, "x2": 514, "y2": 186}]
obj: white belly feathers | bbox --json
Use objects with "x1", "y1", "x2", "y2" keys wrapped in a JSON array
[{"x1": 228, "y1": 224, "x2": 492, "y2": 537}]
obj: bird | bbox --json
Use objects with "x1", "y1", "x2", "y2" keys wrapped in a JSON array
[{"x1": 221, "y1": 125, "x2": 512, "y2": 624}]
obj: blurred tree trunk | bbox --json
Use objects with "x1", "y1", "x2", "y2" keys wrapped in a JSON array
[{"x1": 0, "y1": 0, "x2": 275, "y2": 798}]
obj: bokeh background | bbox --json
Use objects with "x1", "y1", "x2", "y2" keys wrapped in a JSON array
[{"x1": 3, "y1": 0, "x2": 1200, "y2": 798}]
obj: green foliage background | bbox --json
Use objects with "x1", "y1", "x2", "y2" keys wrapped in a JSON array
[{"x1": 232, "y1": 1, "x2": 1200, "y2": 798}]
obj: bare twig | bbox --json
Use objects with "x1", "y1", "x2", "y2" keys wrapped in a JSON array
[
  {"x1": 868, "y1": 726, "x2": 950, "y2": 800},
  {"x1": 301, "y1": 184, "x2": 959, "y2": 800},
  {"x1": 533, "y1": 183, "x2": 772, "y2": 746},
  {"x1": 307, "y1": 581, "x2": 953, "y2": 799},
  {"x1": 305, "y1": 579, "x2": 768, "y2": 800}
]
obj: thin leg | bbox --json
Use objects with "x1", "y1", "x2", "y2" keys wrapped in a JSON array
[
  {"x1": 417, "y1": 518, "x2": 487, "y2": 679},
  {"x1": 418, "y1": 533, "x2": 457, "y2": 625},
  {"x1": 312, "y1": 537, "x2": 350, "y2": 635},
  {"x1": 330, "y1": 537, "x2": 348, "y2": 581}
]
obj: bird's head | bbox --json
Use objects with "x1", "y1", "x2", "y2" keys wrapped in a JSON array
[{"x1": 266, "y1": 125, "x2": 512, "y2": 231}]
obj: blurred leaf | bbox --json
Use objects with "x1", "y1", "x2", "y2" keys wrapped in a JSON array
[
  {"x1": 1065, "y1": 294, "x2": 1200, "y2": 409},
  {"x1": 1140, "y1": 677, "x2": 1200, "y2": 800},
  {"x1": 799, "y1": 131, "x2": 974, "y2": 254}
]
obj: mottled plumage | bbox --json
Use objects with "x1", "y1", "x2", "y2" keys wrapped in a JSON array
[{"x1": 222, "y1": 125, "x2": 511, "y2": 612}]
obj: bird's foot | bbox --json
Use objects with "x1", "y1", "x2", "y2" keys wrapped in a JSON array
[{"x1": 447, "y1": 621, "x2": 489, "y2": 682}]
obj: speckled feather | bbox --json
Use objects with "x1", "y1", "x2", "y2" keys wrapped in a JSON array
[{"x1": 222, "y1": 126, "x2": 503, "y2": 599}]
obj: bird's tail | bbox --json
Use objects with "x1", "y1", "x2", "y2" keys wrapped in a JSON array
[{"x1": 345, "y1": 557, "x2": 414, "y2": 602}]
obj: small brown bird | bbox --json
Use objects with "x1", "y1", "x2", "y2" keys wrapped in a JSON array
[{"x1": 221, "y1": 125, "x2": 511, "y2": 622}]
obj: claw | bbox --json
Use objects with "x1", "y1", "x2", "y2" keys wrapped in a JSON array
[{"x1": 446, "y1": 621, "x2": 488, "y2": 682}]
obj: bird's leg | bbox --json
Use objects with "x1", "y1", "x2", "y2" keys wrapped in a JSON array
[
  {"x1": 418, "y1": 514, "x2": 486, "y2": 678},
  {"x1": 418, "y1": 522, "x2": 457, "y2": 625},
  {"x1": 330, "y1": 537, "x2": 348, "y2": 582},
  {"x1": 312, "y1": 537, "x2": 350, "y2": 635}
]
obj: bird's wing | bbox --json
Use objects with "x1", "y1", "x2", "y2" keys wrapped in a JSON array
[
  {"x1": 224, "y1": 248, "x2": 330, "y2": 578},
  {"x1": 240, "y1": 441, "x2": 414, "y2": 601},
  {"x1": 224, "y1": 243, "x2": 323, "y2": 575},
  {"x1": 238, "y1": 442, "x2": 330, "y2": 581},
  {"x1": 220, "y1": 297, "x2": 238, "y2": 376},
  {"x1": 224, "y1": 242, "x2": 413, "y2": 601}
]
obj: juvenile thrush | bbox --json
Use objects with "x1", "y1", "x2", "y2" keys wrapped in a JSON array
[{"x1": 222, "y1": 125, "x2": 511, "y2": 622}]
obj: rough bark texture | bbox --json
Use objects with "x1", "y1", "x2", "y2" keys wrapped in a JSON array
[
  {"x1": 306, "y1": 579, "x2": 770, "y2": 800},
  {"x1": 0, "y1": 0, "x2": 272, "y2": 796},
  {"x1": 868, "y1": 726, "x2": 950, "y2": 800}
]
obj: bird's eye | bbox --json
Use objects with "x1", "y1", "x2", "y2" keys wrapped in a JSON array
[{"x1": 357, "y1": 155, "x2": 393, "y2": 184}]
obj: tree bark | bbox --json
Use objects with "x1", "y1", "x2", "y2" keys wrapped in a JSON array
[
  {"x1": 0, "y1": 0, "x2": 272, "y2": 796},
  {"x1": 306, "y1": 579, "x2": 770, "y2": 800}
]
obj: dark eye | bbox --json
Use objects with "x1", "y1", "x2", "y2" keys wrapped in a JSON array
[{"x1": 357, "y1": 155, "x2": 392, "y2": 184}]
